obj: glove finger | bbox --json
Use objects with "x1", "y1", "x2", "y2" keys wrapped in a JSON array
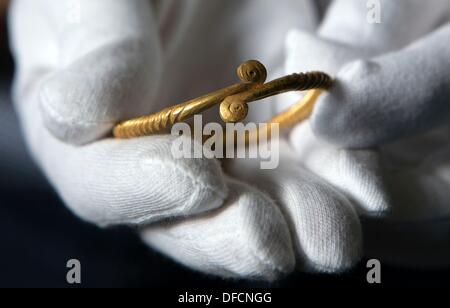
[
  {"x1": 290, "y1": 121, "x2": 390, "y2": 215},
  {"x1": 42, "y1": 136, "x2": 227, "y2": 227},
  {"x1": 226, "y1": 141, "x2": 363, "y2": 273},
  {"x1": 311, "y1": 23, "x2": 450, "y2": 148},
  {"x1": 16, "y1": 88, "x2": 227, "y2": 226},
  {"x1": 10, "y1": 0, "x2": 161, "y2": 144},
  {"x1": 141, "y1": 177, "x2": 295, "y2": 281}
]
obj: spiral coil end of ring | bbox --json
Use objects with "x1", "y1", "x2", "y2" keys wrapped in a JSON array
[{"x1": 237, "y1": 60, "x2": 267, "y2": 84}]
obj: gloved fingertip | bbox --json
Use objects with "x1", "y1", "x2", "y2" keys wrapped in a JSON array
[
  {"x1": 38, "y1": 39, "x2": 161, "y2": 145},
  {"x1": 137, "y1": 139, "x2": 229, "y2": 223},
  {"x1": 66, "y1": 135, "x2": 228, "y2": 226},
  {"x1": 39, "y1": 77, "x2": 113, "y2": 145}
]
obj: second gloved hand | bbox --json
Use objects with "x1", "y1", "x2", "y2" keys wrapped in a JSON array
[{"x1": 286, "y1": 0, "x2": 450, "y2": 265}]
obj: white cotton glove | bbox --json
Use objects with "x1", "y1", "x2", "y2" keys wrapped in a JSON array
[
  {"x1": 286, "y1": 0, "x2": 450, "y2": 265},
  {"x1": 12, "y1": 0, "x2": 359, "y2": 281},
  {"x1": 9, "y1": 0, "x2": 228, "y2": 226},
  {"x1": 15, "y1": 0, "x2": 443, "y2": 280}
]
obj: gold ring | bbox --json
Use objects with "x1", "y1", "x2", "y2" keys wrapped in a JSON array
[{"x1": 113, "y1": 60, "x2": 332, "y2": 139}]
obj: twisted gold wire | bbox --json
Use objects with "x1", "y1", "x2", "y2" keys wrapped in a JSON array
[{"x1": 113, "y1": 60, "x2": 332, "y2": 139}]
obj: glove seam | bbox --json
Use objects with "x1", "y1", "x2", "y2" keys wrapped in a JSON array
[{"x1": 40, "y1": 92, "x2": 116, "y2": 127}]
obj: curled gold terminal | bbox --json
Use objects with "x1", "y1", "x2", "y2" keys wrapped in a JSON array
[
  {"x1": 237, "y1": 60, "x2": 267, "y2": 84},
  {"x1": 219, "y1": 97, "x2": 249, "y2": 123},
  {"x1": 113, "y1": 60, "x2": 332, "y2": 139}
]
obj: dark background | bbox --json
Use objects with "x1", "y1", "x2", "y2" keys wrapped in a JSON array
[{"x1": 1, "y1": 10, "x2": 449, "y2": 289}]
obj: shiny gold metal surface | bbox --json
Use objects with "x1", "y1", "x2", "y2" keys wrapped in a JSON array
[{"x1": 113, "y1": 60, "x2": 332, "y2": 139}]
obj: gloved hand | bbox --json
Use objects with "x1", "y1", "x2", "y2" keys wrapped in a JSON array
[
  {"x1": 286, "y1": 0, "x2": 450, "y2": 265},
  {"x1": 9, "y1": 0, "x2": 228, "y2": 227},
  {"x1": 12, "y1": 0, "x2": 364, "y2": 281}
]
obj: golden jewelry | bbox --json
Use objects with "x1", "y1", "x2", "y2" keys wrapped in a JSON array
[{"x1": 113, "y1": 60, "x2": 332, "y2": 139}]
